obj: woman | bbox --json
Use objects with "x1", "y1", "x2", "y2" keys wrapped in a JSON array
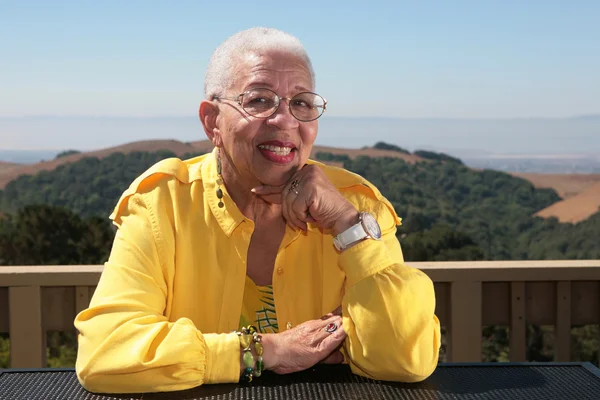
[{"x1": 75, "y1": 27, "x2": 441, "y2": 393}]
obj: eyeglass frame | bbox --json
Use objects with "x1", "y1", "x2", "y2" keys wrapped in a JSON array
[{"x1": 212, "y1": 88, "x2": 327, "y2": 122}]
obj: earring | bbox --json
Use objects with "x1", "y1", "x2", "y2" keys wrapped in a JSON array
[{"x1": 216, "y1": 151, "x2": 224, "y2": 208}]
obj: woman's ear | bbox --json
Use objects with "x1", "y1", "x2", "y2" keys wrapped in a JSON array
[{"x1": 199, "y1": 100, "x2": 222, "y2": 147}]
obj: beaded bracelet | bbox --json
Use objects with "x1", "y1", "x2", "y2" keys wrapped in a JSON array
[{"x1": 237, "y1": 325, "x2": 264, "y2": 383}]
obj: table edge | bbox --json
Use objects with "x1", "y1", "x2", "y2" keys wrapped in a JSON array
[{"x1": 1, "y1": 362, "x2": 598, "y2": 375}]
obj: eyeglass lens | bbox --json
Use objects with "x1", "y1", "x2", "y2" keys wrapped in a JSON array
[{"x1": 240, "y1": 89, "x2": 325, "y2": 121}]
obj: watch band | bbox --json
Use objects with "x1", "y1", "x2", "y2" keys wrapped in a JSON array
[{"x1": 333, "y1": 213, "x2": 368, "y2": 251}]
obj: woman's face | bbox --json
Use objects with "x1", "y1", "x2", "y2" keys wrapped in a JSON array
[{"x1": 215, "y1": 50, "x2": 318, "y2": 188}]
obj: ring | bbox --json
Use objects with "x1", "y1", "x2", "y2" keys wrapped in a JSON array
[
  {"x1": 289, "y1": 179, "x2": 300, "y2": 194},
  {"x1": 325, "y1": 322, "x2": 337, "y2": 333}
]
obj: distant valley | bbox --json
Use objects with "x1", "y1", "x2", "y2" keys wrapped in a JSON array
[
  {"x1": 0, "y1": 149, "x2": 62, "y2": 164},
  {"x1": 460, "y1": 153, "x2": 600, "y2": 173}
]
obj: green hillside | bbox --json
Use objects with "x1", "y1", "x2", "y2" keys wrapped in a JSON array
[
  {"x1": 0, "y1": 150, "x2": 205, "y2": 218},
  {"x1": 1, "y1": 147, "x2": 599, "y2": 261},
  {"x1": 329, "y1": 154, "x2": 600, "y2": 260}
]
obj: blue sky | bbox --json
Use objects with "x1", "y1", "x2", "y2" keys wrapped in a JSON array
[{"x1": 1, "y1": 1, "x2": 598, "y2": 120}]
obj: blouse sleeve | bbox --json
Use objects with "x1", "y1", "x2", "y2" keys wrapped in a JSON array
[
  {"x1": 74, "y1": 191, "x2": 240, "y2": 394},
  {"x1": 338, "y1": 196, "x2": 441, "y2": 382}
]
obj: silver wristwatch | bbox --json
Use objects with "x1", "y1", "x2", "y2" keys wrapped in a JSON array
[{"x1": 333, "y1": 212, "x2": 382, "y2": 251}]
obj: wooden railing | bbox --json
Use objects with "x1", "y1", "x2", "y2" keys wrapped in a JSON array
[{"x1": 1, "y1": 261, "x2": 599, "y2": 368}]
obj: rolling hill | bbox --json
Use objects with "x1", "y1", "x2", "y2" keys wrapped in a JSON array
[
  {"x1": 0, "y1": 140, "x2": 423, "y2": 189},
  {"x1": 510, "y1": 172, "x2": 600, "y2": 223},
  {"x1": 510, "y1": 172, "x2": 600, "y2": 198},
  {"x1": 0, "y1": 140, "x2": 209, "y2": 189},
  {"x1": 534, "y1": 182, "x2": 600, "y2": 223},
  {"x1": 0, "y1": 161, "x2": 20, "y2": 172},
  {"x1": 1, "y1": 139, "x2": 599, "y2": 261},
  {"x1": 2, "y1": 139, "x2": 600, "y2": 223}
]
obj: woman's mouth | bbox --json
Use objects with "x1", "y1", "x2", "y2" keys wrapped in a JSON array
[
  {"x1": 257, "y1": 142, "x2": 297, "y2": 164},
  {"x1": 258, "y1": 144, "x2": 293, "y2": 156}
]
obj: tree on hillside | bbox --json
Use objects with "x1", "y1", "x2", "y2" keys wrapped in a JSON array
[
  {"x1": 315, "y1": 152, "x2": 350, "y2": 163},
  {"x1": 55, "y1": 150, "x2": 81, "y2": 159},
  {"x1": 373, "y1": 141, "x2": 410, "y2": 154},
  {"x1": 400, "y1": 224, "x2": 485, "y2": 261},
  {"x1": 0, "y1": 204, "x2": 113, "y2": 265},
  {"x1": 413, "y1": 150, "x2": 464, "y2": 165}
]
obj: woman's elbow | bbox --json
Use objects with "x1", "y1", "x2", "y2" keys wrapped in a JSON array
[
  {"x1": 398, "y1": 319, "x2": 442, "y2": 382},
  {"x1": 350, "y1": 320, "x2": 441, "y2": 383},
  {"x1": 75, "y1": 336, "x2": 121, "y2": 393},
  {"x1": 353, "y1": 349, "x2": 439, "y2": 383},
  {"x1": 394, "y1": 353, "x2": 439, "y2": 383},
  {"x1": 76, "y1": 357, "x2": 104, "y2": 393},
  {"x1": 350, "y1": 349, "x2": 439, "y2": 383}
]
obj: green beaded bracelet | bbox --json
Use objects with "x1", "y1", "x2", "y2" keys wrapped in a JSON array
[{"x1": 237, "y1": 325, "x2": 264, "y2": 383}]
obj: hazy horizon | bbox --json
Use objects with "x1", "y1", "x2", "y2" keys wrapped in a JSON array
[{"x1": 1, "y1": 115, "x2": 599, "y2": 155}]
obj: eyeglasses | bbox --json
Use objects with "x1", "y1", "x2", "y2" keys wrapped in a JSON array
[{"x1": 213, "y1": 88, "x2": 327, "y2": 122}]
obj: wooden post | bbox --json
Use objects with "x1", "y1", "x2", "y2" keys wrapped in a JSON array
[
  {"x1": 75, "y1": 286, "x2": 90, "y2": 315},
  {"x1": 510, "y1": 281, "x2": 526, "y2": 361},
  {"x1": 9, "y1": 286, "x2": 46, "y2": 368},
  {"x1": 449, "y1": 281, "x2": 482, "y2": 361},
  {"x1": 555, "y1": 281, "x2": 571, "y2": 362}
]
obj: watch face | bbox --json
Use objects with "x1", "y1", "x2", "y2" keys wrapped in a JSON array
[{"x1": 361, "y1": 212, "x2": 382, "y2": 240}]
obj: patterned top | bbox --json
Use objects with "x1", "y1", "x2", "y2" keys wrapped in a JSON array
[{"x1": 239, "y1": 276, "x2": 279, "y2": 333}]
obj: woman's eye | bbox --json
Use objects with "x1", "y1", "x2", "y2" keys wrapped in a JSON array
[
  {"x1": 292, "y1": 100, "x2": 310, "y2": 108},
  {"x1": 248, "y1": 97, "x2": 267, "y2": 104}
]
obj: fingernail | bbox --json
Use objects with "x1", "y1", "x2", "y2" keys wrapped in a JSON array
[{"x1": 251, "y1": 186, "x2": 263, "y2": 193}]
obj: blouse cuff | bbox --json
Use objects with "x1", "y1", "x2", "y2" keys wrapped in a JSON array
[
  {"x1": 338, "y1": 238, "x2": 394, "y2": 287},
  {"x1": 203, "y1": 332, "x2": 241, "y2": 384}
]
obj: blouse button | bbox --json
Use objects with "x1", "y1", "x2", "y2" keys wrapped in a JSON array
[{"x1": 276, "y1": 267, "x2": 284, "y2": 275}]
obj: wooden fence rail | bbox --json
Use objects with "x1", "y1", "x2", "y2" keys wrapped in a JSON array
[{"x1": 1, "y1": 261, "x2": 599, "y2": 368}]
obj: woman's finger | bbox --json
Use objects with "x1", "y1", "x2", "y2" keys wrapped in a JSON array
[
  {"x1": 320, "y1": 350, "x2": 344, "y2": 364},
  {"x1": 285, "y1": 188, "x2": 303, "y2": 230},
  {"x1": 251, "y1": 184, "x2": 283, "y2": 204},
  {"x1": 317, "y1": 315, "x2": 344, "y2": 341},
  {"x1": 283, "y1": 173, "x2": 308, "y2": 231},
  {"x1": 282, "y1": 183, "x2": 301, "y2": 231},
  {"x1": 251, "y1": 184, "x2": 284, "y2": 195},
  {"x1": 251, "y1": 187, "x2": 283, "y2": 205},
  {"x1": 319, "y1": 319, "x2": 346, "y2": 352},
  {"x1": 305, "y1": 215, "x2": 316, "y2": 223},
  {"x1": 290, "y1": 195, "x2": 309, "y2": 231},
  {"x1": 320, "y1": 306, "x2": 342, "y2": 320}
]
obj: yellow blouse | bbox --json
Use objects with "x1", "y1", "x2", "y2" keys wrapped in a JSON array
[
  {"x1": 74, "y1": 150, "x2": 441, "y2": 393},
  {"x1": 240, "y1": 277, "x2": 279, "y2": 334}
]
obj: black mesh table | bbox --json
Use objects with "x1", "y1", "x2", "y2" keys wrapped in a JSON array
[{"x1": 2, "y1": 363, "x2": 600, "y2": 400}]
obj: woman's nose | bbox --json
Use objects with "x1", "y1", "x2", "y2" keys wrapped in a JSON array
[{"x1": 266, "y1": 99, "x2": 300, "y2": 130}]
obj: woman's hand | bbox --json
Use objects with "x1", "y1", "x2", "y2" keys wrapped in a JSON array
[
  {"x1": 251, "y1": 165, "x2": 359, "y2": 235},
  {"x1": 260, "y1": 312, "x2": 347, "y2": 375}
]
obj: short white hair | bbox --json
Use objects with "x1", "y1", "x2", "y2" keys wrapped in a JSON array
[{"x1": 204, "y1": 27, "x2": 315, "y2": 99}]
